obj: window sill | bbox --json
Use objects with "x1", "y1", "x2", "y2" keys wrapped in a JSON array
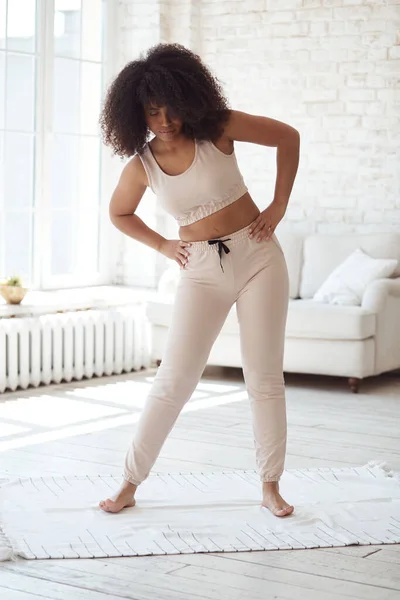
[{"x1": 0, "y1": 285, "x2": 158, "y2": 319}]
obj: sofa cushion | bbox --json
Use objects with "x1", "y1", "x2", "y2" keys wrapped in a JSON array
[
  {"x1": 275, "y1": 231, "x2": 303, "y2": 299},
  {"x1": 147, "y1": 301, "x2": 172, "y2": 329},
  {"x1": 300, "y1": 233, "x2": 400, "y2": 299},
  {"x1": 313, "y1": 248, "x2": 398, "y2": 306},
  {"x1": 147, "y1": 298, "x2": 376, "y2": 342},
  {"x1": 286, "y1": 299, "x2": 375, "y2": 340}
]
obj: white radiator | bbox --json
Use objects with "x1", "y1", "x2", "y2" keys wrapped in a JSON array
[{"x1": 0, "y1": 306, "x2": 152, "y2": 393}]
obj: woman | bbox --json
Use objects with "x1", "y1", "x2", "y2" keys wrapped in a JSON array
[{"x1": 99, "y1": 43, "x2": 299, "y2": 517}]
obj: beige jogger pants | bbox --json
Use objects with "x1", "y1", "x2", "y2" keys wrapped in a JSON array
[{"x1": 124, "y1": 223, "x2": 289, "y2": 485}]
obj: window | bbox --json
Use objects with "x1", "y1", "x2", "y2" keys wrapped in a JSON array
[{"x1": 0, "y1": 0, "x2": 116, "y2": 289}]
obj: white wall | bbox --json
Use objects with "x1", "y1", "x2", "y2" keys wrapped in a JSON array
[
  {"x1": 197, "y1": 0, "x2": 400, "y2": 235},
  {"x1": 115, "y1": 0, "x2": 400, "y2": 284}
]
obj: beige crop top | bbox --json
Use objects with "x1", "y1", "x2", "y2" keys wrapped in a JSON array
[{"x1": 138, "y1": 139, "x2": 248, "y2": 227}]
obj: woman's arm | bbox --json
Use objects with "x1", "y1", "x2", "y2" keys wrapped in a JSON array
[
  {"x1": 109, "y1": 156, "x2": 191, "y2": 268},
  {"x1": 109, "y1": 156, "x2": 166, "y2": 252},
  {"x1": 223, "y1": 110, "x2": 300, "y2": 240},
  {"x1": 224, "y1": 110, "x2": 300, "y2": 209}
]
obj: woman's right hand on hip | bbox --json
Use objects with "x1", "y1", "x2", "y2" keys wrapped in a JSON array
[{"x1": 159, "y1": 239, "x2": 192, "y2": 269}]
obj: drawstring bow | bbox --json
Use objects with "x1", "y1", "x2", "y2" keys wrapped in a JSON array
[{"x1": 207, "y1": 238, "x2": 231, "y2": 272}]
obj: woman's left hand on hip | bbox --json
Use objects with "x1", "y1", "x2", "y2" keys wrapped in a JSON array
[{"x1": 248, "y1": 202, "x2": 287, "y2": 242}]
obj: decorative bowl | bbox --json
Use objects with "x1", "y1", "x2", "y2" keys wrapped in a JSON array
[{"x1": 0, "y1": 286, "x2": 28, "y2": 305}]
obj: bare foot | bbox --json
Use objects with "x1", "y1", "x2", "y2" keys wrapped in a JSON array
[
  {"x1": 99, "y1": 480, "x2": 137, "y2": 513},
  {"x1": 262, "y1": 481, "x2": 294, "y2": 517}
]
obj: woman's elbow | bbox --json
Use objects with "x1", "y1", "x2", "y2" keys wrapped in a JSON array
[{"x1": 289, "y1": 127, "x2": 300, "y2": 146}]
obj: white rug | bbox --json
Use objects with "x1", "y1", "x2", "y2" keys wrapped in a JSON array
[{"x1": 1, "y1": 464, "x2": 399, "y2": 560}]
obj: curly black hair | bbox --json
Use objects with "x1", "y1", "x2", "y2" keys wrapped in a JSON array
[{"x1": 100, "y1": 43, "x2": 231, "y2": 158}]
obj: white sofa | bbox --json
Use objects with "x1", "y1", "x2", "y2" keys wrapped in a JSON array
[{"x1": 146, "y1": 232, "x2": 400, "y2": 392}]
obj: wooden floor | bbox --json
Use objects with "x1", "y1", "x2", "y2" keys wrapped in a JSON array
[{"x1": 0, "y1": 367, "x2": 399, "y2": 600}]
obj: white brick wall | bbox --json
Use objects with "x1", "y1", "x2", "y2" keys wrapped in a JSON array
[{"x1": 115, "y1": 0, "x2": 400, "y2": 283}]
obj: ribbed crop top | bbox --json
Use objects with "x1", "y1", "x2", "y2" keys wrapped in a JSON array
[{"x1": 138, "y1": 139, "x2": 248, "y2": 227}]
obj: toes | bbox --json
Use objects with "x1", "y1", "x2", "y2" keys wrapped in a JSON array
[
  {"x1": 99, "y1": 497, "x2": 135, "y2": 513},
  {"x1": 275, "y1": 505, "x2": 294, "y2": 517},
  {"x1": 261, "y1": 500, "x2": 294, "y2": 517},
  {"x1": 99, "y1": 499, "x2": 113, "y2": 512}
]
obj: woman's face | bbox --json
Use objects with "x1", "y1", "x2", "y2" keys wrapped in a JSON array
[{"x1": 144, "y1": 103, "x2": 183, "y2": 141}]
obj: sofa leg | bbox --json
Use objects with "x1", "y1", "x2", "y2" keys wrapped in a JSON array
[
  {"x1": 348, "y1": 377, "x2": 360, "y2": 393},
  {"x1": 156, "y1": 360, "x2": 162, "y2": 367}
]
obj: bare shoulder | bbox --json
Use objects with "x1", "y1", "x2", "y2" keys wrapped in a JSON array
[
  {"x1": 223, "y1": 109, "x2": 299, "y2": 147},
  {"x1": 120, "y1": 153, "x2": 149, "y2": 188}
]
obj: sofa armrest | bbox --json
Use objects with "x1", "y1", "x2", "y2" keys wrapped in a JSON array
[
  {"x1": 362, "y1": 277, "x2": 400, "y2": 311},
  {"x1": 362, "y1": 277, "x2": 400, "y2": 375},
  {"x1": 157, "y1": 265, "x2": 180, "y2": 301}
]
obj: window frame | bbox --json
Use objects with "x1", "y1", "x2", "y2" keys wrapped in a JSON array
[{"x1": 1, "y1": 0, "x2": 121, "y2": 291}]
